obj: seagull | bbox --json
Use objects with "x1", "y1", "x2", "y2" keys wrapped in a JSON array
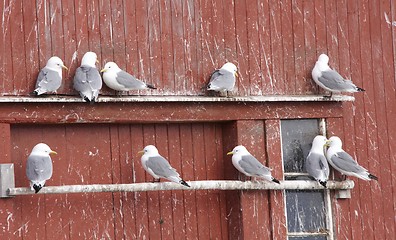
[
  {"x1": 33, "y1": 56, "x2": 68, "y2": 95},
  {"x1": 138, "y1": 145, "x2": 190, "y2": 187},
  {"x1": 73, "y1": 52, "x2": 102, "y2": 103},
  {"x1": 227, "y1": 145, "x2": 280, "y2": 183},
  {"x1": 207, "y1": 62, "x2": 238, "y2": 95},
  {"x1": 306, "y1": 135, "x2": 330, "y2": 187},
  {"x1": 100, "y1": 62, "x2": 156, "y2": 93},
  {"x1": 326, "y1": 136, "x2": 378, "y2": 181},
  {"x1": 312, "y1": 54, "x2": 364, "y2": 97},
  {"x1": 26, "y1": 143, "x2": 57, "y2": 193}
]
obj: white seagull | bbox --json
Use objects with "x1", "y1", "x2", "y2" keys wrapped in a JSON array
[
  {"x1": 34, "y1": 56, "x2": 68, "y2": 95},
  {"x1": 26, "y1": 143, "x2": 57, "y2": 193},
  {"x1": 139, "y1": 145, "x2": 190, "y2": 187},
  {"x1": 312, "y1": 54, "x2": 364, "y2": 97},
  {"x1": 207, "y1": 62, "x2": 238, "y2": 93},
  {"x1": 100, "y1": 62, "x2": 156, "y2": 93},
  {"x1": 227, "y1": 145, "x2": 280, "y2": 183},
  {"x1": 325, "y1": 136, "x2": 378, "y2": 181},
  {"x1": 73, "y1": 52, "x2": 102, "y2": 103},
  {"x1": 305, "y1": 135, "x2": 330, "y2": 187}
]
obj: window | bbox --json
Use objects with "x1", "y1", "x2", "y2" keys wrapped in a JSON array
[{"x1": 281, "y1": 119, "x2": 333, "y2": 240}]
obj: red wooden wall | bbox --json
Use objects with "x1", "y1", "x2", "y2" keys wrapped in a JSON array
[{"x1": 0, "y1": 0, "x2": 395, "y2": 239}]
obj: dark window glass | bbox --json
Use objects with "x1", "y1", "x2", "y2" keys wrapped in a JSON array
[
  {"x1": 281, "y1": 119, "x2": 320, "y2": 173},
  {"x1": 286, "y1": 190, "x2": 327, "y2": 233}
]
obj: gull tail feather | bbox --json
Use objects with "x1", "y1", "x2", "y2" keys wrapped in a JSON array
[
  {"x1": 356, "y1": 87, "x2": 365, "y2": 92},
  {"x1": 146, "y1": 84, "x2": 157, "y2": 90},
  {"x1": 180, "y1": 179, "x2": 190, "y2": 187},
  {"x1": 368, "y1": 173, "x2": 378, "y2": 181},
  {"x1": 272, "y1": 178, "x2": 280, "y2": 184},
  {"x1": 319, "y1": 180, "x2": 327, "y2": 188}
]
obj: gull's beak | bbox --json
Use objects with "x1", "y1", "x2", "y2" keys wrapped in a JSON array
[
  {"x1": 324, "y1": 140, "x2": 330, "y2": 147},
  {"x1": 235, "y1": 71, "x2": 239, "y2": 78},
  {"x1": 227, "y1": 151, "x2": 233, "y2": 155},
  {"x1": 100, "y1": 68, "x2": 107, "y2": 73},
  {"x1": 96, "y1": 59, "x2": 100, "y2": 63},
  {"x1": 62, "y1": 65, "x2": 68, "y2": 70},
  {"x1": 50, "y1": 150, "x2": 58, "y2": 155},
  {"x1": 138, "y1": 150, "x2": 144, "y2": 155}
]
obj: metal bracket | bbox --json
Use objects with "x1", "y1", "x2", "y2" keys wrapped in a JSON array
[
  {"x1": 0, "y1": 163, "x2": 15, "y2": 198},
  {"x1": 336, "y1": 189, "x2": 352, "y2": 199}
]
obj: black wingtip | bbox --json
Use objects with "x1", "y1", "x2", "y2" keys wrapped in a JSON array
[
  {"x1": 33, "y1": 90, "x2": 39, "y2": 96},
  {"x1": 369, "y1": 174, "x2": 378, "y2": 181},
  {"x1": 180, "y1": 180, "x2": 190, "y2": 187},
  {"x1": 272, "y1": 178, "x2": 280, "y2": 184},
  {"x1": 33, "y1": 184, "x2": 42, "y2": 193},
  {"x1": 147, "y1": 84, "x2": 157, "y2": 90},
  {"x1": 357, "y1": 87, "x2": 365, "y2": 92},
  {"x1": 319, "y1": 180, "x2": 327, "y2": 188}
]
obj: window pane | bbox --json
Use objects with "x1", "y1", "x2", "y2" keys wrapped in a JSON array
[
  {"x1": 286, "y1": 190, "x2": 327, "y2": 233},
  {"x1": 281, "y1": 119, "x2": 320, "y2": 173},
  {"x1": 289, "y1": 236, "x2": 327, "y2": 240}
]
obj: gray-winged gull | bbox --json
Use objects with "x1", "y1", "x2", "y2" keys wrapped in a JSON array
[
  {"x1": 207, "y1": 62, "x2": 238, "y2": 93},
  {"x1": 34, "y1": 56, "x2": 68, "y2": 95},
  {"x1": 326, "y1": 136, "x2": 378, "y2": 181},
  {"x1": 100, "y1": 62, "x2": 156, "y2": 92},
  {"x1": 312, "y1": 54, "x2": 364, "y2": 97},
  {"x1": 73, "y1": 52, "x2": 102, "y2": 103},
  {"x1": 306, "y1": 135, "x2": 330, "y2": 187},
  {"x1": 139, "y1": 145, "x2": 190, "y2": 187},
  {"x1": 26, "y1": 143, "x2": 57, "y2": 193},
  {"x1": 227, "y1": 145, "x2": 280, "y2": 183}
]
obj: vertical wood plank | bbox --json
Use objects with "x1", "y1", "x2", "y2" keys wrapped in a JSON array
[
  {"x1": 22, "y1": 1, "x2": 40, "y2": 95},
  {"x1": 204, "y1": 123, "x2": 223, "y2": 239},
  {"x1": 326, "y1": 117, "x2": 353, "y2": 240},
  {"x1": 234, "y1": 0, "x2": 249, "y2": 96},
  {"x1": 179, "y1": 124, "x2": 197, "y2": 239},
  {"x1": 265, "y1": 120, "x2": 287, "y2": 240},
  {"x1": 292, "y1": 0, "x2": 307, "y2": 94},
  {"x1": 280, "y1": 0, "x2": 295, "y2": 94},
  {"x1": 159, "y1": 0, "x2": 174, "y2": 94},
  {"x1": 130, "y1": 124, "x2": 149, "y2": 239},
  {"x1": 169, "y1": 124, "x2": 188, "y2": 239},
  {"x1": 182, "y1": 0, "x2": 200, "y2": 94},
  {"x1": 222, "y1": 121, "x2": 242, "y2": 239},
  {"x1": 269, "y1": 0, "x2": 284, "y2": 94},
  {"x1": 171, "y1": 0, "x2": 186, "y2": 95},
  {"x1": 238, "y1": 120, "x2": 272, "y2": 239},
  {"x1": 379, "y1": 0, "x2": 396, "y2": 238},
  {"x1": 357, "y1": 1, "x2": 376, "y2": 239},
  {"x1": 191, "y1": 123, "x2": 210, "y2": 239},
  {"x1": 303, "y1": 0, "x2": 317, "y2": 94},
  {"x1": 155, "y1": 124, "x2": 174, "y2": 239},
  {"x1": 367, "y1": 1, "x2": 386, "y2": 239},
  {"x1": 61, "y1": 0, "x2": 77, "y2": 94},
  {"x1": 215, "y1": 123, "x2": 229, "y2": 239},
  {"x1": 36, "y1": 0, "x2": 52, "y2": 67},
  {"x1": 246, "y1": 0, "x2": 261, "y2": 95},
  {"x1": 142, "y1": 124, "x2": 161, "y2": 240},
  {"x1": 118, "y1": 124, "x2": 137, "y2": 239},
  {"x1": 0, "y1": 0, "x2": 13, "y2": 94},
  {"x1": 313, "y1": 0, "x2": 327, "y2": 94},
  {"x1": 109, "y1": 125, "x2": 124, "y2": 240},
  {"x1": 10, "y1": 0, "x2": 27, "y2": 95},
  {"x1": 0, "y1": 124, "x2": 17, "y2": 239},
  {"x1": 43, "y1": 126, "x2": 69, "y2": 240},
  {"x1": 147, "y1": 0, "x2": 161, "y2": 96}
]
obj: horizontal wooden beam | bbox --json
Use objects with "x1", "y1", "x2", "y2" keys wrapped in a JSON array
[
  {"x1": 0, "y1": 96, "x2": 347, "y2": 124},
  {"x1": 6, "y1": 180, "x2": 354, "y2": 196},
  {"x1": 0, "y1": 95, "x2": 355, "y2": 103}
]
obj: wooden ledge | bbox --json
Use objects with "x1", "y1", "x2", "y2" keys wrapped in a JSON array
[{"x1": 0, "y1": 95, "x2": 355, "y2": 103}]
